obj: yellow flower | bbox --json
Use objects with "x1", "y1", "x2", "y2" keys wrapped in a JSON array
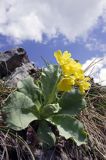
[
  {"x1": 54, "y1": 50, "x2": 71, "y2": 65},
  {"x1": 57, "y1": 76, "x2": 75, "y2": 92},
  {"x1": 76, "y1": 77, "x2": 91, "y2": 93},
  {"x1": 74, "y1": 71, "x2": 84, "y2": 79},
  {"x1": 61, "y1": 61, "x2": 83, "y2": 77},
  {"x1": 54, "y1": 50, "x2": 83, "y2": 77},
  {"x1": 54, "y1": 50, "x2": 91, "y2": 93}
]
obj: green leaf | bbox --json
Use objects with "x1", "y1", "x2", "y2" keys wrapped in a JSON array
[
  {"x1": 40, "y1": 103, "x2": 61, "y2": 119},
  {"x1": 37, "y1": 120, "x2": 56, "y2": 148},
  {"x1": 17, "y1": 76, "x2": 42, "y2": 103},
  {"x1": 2, "y1": 91, "x2": 37, "y2": 130},
  {"x1": 41, "y1": 64, "x2": 61, "y2": 104},
  {"x1": 50, "y1": 114, "x2": 87, "y2": 145},
  {"x1": 59, "y1": 88, "x2": 86, "y2": 115}
]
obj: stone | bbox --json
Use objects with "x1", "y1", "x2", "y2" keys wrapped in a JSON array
[
  {"x1": 0, "y1": 48, "x2": 29, "y2": 78},
  {"x1": 0, "y1": 48, "x2": 40, "y2": 87},
  {"x1": 4, "y1": 63, "x2": 36, "y2": 87}
]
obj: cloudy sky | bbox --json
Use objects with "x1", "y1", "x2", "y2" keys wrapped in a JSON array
[{"x1": 0, "y1": 0, "x2": 106, "y2": 85}]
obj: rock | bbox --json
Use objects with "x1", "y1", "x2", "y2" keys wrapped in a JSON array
[
  {"x1": 4, "y1": 63, "x2": 36, "y2": 87},
  {"x1": 100, "y1": 86, "x2": 106, "y2": 93},
  {"x1": 0, "y1": 48, "x2": 40, "y2": 87},
  {"x1": 0, "y1": 48, "x2": 29, "y2": 78}
]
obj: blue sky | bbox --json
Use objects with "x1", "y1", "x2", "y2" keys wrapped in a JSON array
[
  {"x1": 0, "y1": 32, "x2": 105, "y2": 67},
  {"x1": 0, "y1": 0, "x2": 106, "y2": 85}
]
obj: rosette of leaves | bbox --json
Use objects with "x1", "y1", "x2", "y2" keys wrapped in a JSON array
[{"x1": 2, "y1": 64, "x2": 87, "y2": 147}]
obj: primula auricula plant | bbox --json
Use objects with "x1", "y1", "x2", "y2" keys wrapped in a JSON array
[{"x1": 2, "y1": 50, "x2": 91, "y2": 147}]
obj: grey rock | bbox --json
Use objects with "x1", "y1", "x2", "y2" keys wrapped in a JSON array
[
  {"x1": 4, "y1": 63, "x2": 36, "y2": 87},
  {"x1": 100, "y1": 86, "x2": 106, "y2": 93},
  {"x1": 0, "y1": 48, "x2": 29, "y2": 78},
  {"x1": 0, "y1": 48, "x2": 39, "y2": 87}
]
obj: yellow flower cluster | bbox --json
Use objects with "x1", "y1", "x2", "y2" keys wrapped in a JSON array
[{"x1": 54, "y1": 50, "x2": 91, "y2": 93}]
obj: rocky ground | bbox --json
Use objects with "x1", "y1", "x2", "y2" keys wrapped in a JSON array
[{"x1": 0, "y1": 48, "x2": 106, "y2": 160}]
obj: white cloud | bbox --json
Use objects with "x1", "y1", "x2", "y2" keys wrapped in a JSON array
[
  {"x1": 0, "y1": 0, "x2": 106, "y2": 43},
  {"x1": 85, "y1": 38, "x2": 106, "y2": 52},
  {"x1": 101, "y1": 10, "x2": 106, "y2": 32},
  {"x1": 83, "y1": 55, "x2": 106, "y2": 86},
  {"x1": 0, "y1": 42, "x2": 5, "y2": 49}
]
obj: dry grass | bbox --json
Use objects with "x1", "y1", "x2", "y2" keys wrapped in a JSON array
[
  {"x1": 80, "y1": 81, "x2": 106, "y2": 159},
  {"x1": 0, "y1": 128, "x2": 35, "y2": 160},
  {"x1": 0, "y1": 80, "x2": 15, "y2": 127}
]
